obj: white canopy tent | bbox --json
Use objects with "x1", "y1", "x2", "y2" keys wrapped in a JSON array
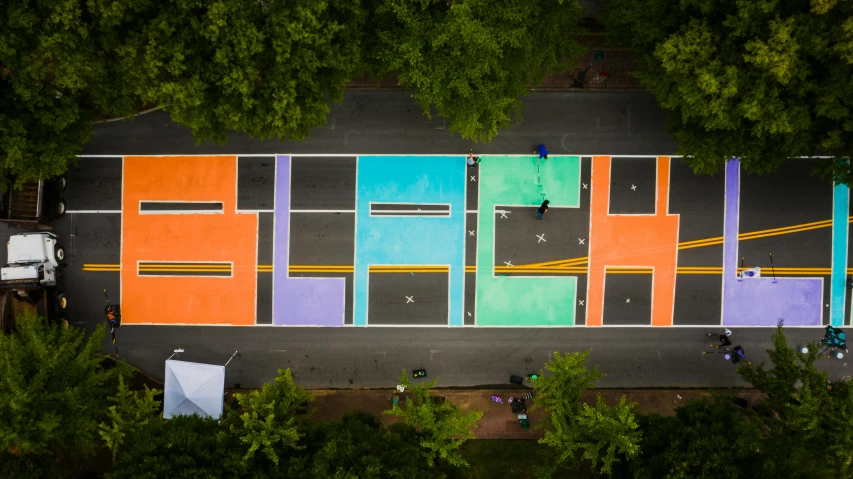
[{"x1": 163, "y1": 359, "x2": 226, "y2": 419}]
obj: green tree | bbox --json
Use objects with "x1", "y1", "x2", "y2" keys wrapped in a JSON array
[
  {"x1": 107, "y1": 413, "x2": 229, "y2": 479},
  {"x1": 1, "y1": 1, "x2": 96, "y2": 185},
  {"x1": 226, "y1": 368, "x2": 313, "y2": 472},
  {"x1": 533, "y1": 351, "x2": 641, "y2": 476},
  {"x1": 110, "y1": 0, "x2": 366, "y2": 144},
  {"x1": 369, "y1": 0, "x2": 586, "y2": 142},
  {"x1": 737, "y1": 327, "x2": 853, "y2": 478},
  {"x1": 289, "y1": 411, "x2": 447, "y2": 479},
  {"x1": 383, "y1": 370, "x2": 482, "y2": 468},
  {"x1": 0, "y1": 312, "x2": 130, "y2": 476},
  {"x1": 98, "y1": 377, "x2": 161, "y2": 460},
  {"x1": 603, "y1": 0, "x2": 853, "y2": 183},
  {"x1": 624, "y1": 396, "x2": 762, "y2": 479}
]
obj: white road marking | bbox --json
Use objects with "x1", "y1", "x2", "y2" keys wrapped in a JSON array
[
  {"x1": 67, "y1": 210, "x2": 122, "y2": 214},
  {"x1": 504, "y1": 261, "x2": 514, "y2": 267},
  {"x1": 536, "y1": 233, "x2": 546, "y2": 243},
  {"x1": 578, "y1": 238, "x2": 585, "y2": 245},
  {"x1": 406, "y1": 296, "x2": 414, "y2": 303}
]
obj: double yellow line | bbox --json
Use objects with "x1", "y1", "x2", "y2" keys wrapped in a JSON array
[
  {"x1": 677, "y1": 217, "x2": 839, "y2": 251},
  {"x1": 81, "y1": 264, "x2": 847, "y2": 276},
  {"x1": 517, "y1": 216, "x2": 847, "y2": 269},
  {"x1": 82, "y1": 216, "x2": 846, "y2": 275}
]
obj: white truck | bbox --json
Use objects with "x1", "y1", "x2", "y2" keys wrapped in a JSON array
[{"x1": 0, "y1": 232, "x2": 67, "y2": 311}]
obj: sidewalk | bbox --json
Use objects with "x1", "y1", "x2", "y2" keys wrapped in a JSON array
[
  {"x1": 347, "y1": 34, "x2": 643, "y2": 92},
  {"x1": 307, "y1": 388, "x2": 764, "y2": 439}
]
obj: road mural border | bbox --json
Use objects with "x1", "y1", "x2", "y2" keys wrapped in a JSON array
[{"x1": 76, "y1": 154, "x2": 851, "y2": 327}]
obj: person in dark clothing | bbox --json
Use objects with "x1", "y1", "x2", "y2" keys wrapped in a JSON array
[
  {"x1": 731, "y1": 345, "x2": 750, "y2": 364},
  {"x1": 535, "y1": 144, "x2": 548, "y2": 161},
  {"x1": 707, "y1": 328, "x2": 732, "y2": 347},
  {"x1": 536, "y1": 200, "x2": 550, "y2": 220}
]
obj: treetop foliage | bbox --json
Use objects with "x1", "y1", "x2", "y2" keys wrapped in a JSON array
[
  {"x1": 533, "y1": 351, "x2": 641, "y2": 476},
  {"x1": 1, "y1": 0, "x2": 586, "y2": 186},
  {"x1": 604, "y1": 0, "x2": 853, "y2": 183},
  {"x1": 383, "y1": 370, "x2": 482, "y2": 468}
]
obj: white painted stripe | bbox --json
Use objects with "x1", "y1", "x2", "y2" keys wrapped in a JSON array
[
  {"x1": 371, "y1": 210, "x2": 449, "y2": 215},
  {"x1": 290, "y1": 209, "x2": 355, "y2": 213},
  {"x1": 67, "y1": 210, "x2": 122, "y2": 214}
]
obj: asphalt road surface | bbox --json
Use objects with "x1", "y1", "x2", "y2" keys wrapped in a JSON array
[{"x1": 22, "y1": 91, "x2": 849, "y2": 388}]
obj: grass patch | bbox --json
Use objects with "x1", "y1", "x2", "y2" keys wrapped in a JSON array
[{"x1": 457, "y1": 439, "x2": 546, "y2": 479}]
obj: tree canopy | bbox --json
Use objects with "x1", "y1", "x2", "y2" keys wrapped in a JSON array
[
  {"x1": 383, "y1": 370, "x2": 482, "y2": 468},
  {"x1": 2, "y1": 0, "x2": 591, "y2": 185},
  {"x1": 603, "y1": 0, "x2": 853, "y2": 182},
  {"x1": 532, "y1": 351, "x2": 641, "y2": 477},
  {"x1": 624, "y1": 327, "x2": 853, "y2": 479},
  {"x1": 1, "y1": 0, "x2": 366, "y2": 185},
  {"x1": 224, "y1": 368, "x2": 314, "y2": 474},
  {"x1": 107, "y1": 413, "x2": 229, "y2": 479},
  {"x1": 625, "y1": 396, "x2": 763, "y2": 479},
  {"x1": 0, "y1": 0, "x2": 134, "y2": 186},
  {"x1": 291, "y1": 411, "x2": 448, "y2": 479},
  {"x1": 0, "y1": 312, "x2": 131, "y2": 477},
  {"x1": 369, "y1": 0, "x2": 585, "y2": 142},
  {"x1": 108, "y1": 0, "x2": 367, "y2": 144},
  {"x1": 737, "y1": 327, "x2": 853, "y2": 478}
]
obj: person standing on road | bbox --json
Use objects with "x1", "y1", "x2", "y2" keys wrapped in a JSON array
[
  {"x1": 467, "y1": 150, "x2": 481, "y2": 168},
  {"x1": 536, "y1": 200, "x2": 550, "y2": 220},
  {"x1": 535, "y1": 144, "x2": 549, "y2": 164}
]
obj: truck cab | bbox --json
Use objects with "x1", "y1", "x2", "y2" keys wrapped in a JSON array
[
  {"x1": 0, "y1": 232, "x2": 68, "y2": 329},
  {"x1": 2, "y1": 232, "x2": 64, "y2": 286}
]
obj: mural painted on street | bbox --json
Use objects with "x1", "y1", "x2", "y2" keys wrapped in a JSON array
[{"x1": 79, "y1": 154, "x2": 851, "y2": 327}]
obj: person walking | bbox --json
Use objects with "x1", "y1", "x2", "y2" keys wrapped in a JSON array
[
  {"x1": 702, "y1": 344, "x2": 751, "y2": 364},
  {"x1": 535, "y1": 144, "x2": 548, "y2": 164},
  {"x1": 536, "y1": 200, "x2": 550, "y2": 220},
  {"x1": 731, "y1": 345, "x2": 750, "y2": 364},
  {"x1": 467, "y1": 150, "x2": 481, "y2": 168},
  {"x1": 707, "y1": 328, "x2": 733, "y2": 347}
]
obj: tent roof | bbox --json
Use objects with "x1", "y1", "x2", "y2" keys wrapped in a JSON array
[{"x1": 164, "y1": 359, "x2": 225, "y2": 419}]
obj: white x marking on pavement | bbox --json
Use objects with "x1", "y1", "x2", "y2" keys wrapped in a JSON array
[
  {"x1": 582, "y1": 183, "x2": 588, "y2": 189},
  {"x1": 536, "y1": 233, "x2": 546, "y2": 243},
  {"x1": 406, "y1": 296, "x2": 414, "y2": 303},
  {"x1": 504, "y1": 261, "x2": 514, "y2": 267},
  {"x1": 631, "y1": 184, "x2": 637, "y2": 191},
  {"x1": 469, "y1": 230, "x2": 475, "y2": 236},
  {"x1": 470, "y1": 176, "x2": 477, "y2": 182},
  {"x1": 578, "y1": 238, "x2": 585, "y2": 245},
  {"x1": 626, "y1": 298, "x2": 631, "y2": 303},
  {"x1": 499, "y1": 211, "x2": 509, "y2": 219},
  {"x1": 579, "y1": 299, "x2": 585, "y2": 306},
  {"x1": 467, "y1": 312, "x2": 472, "y2": 317}
]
